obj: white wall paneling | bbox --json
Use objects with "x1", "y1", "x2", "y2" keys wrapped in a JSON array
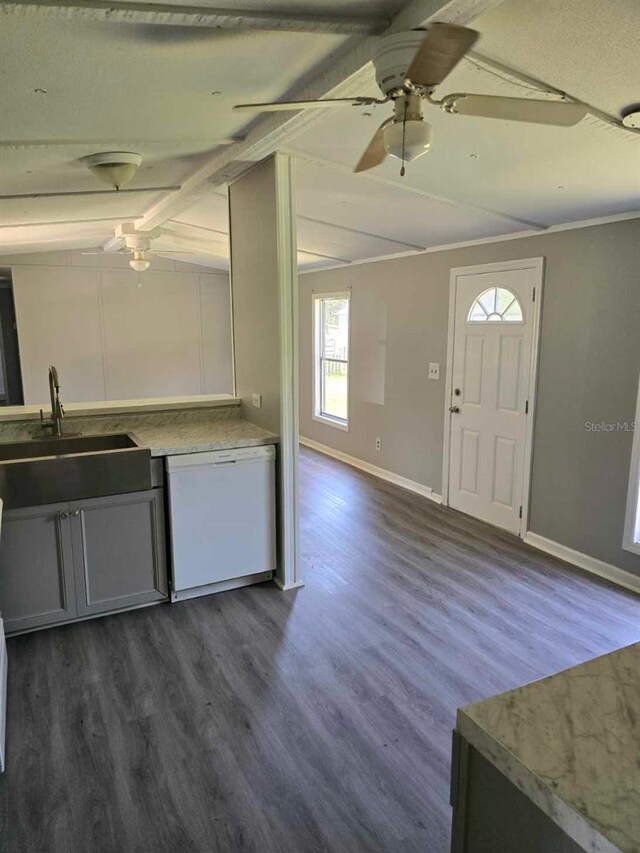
[
  {"x1": 11, "y1": 261, "x2": 233, "y2": 404},
  {"x1": 13, "y1": 265, "x2": 106, "y2": 403}
]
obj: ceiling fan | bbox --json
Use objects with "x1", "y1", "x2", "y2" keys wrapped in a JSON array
[
  {"x1": 82, "y1": 223, "x2": 193, "y2": 272},
  {"x1": 234, "y1": 24, "x2": 588, "y2": 175}
]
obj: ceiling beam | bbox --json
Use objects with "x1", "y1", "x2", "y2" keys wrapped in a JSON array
[
  {"x1": 0, "y1": 186, "x2": 179, "y2": 200},
  {"x1": 0, "y1": 216, "x2": 141, "y2": 228},
  {"x1": 122, "y1": 0, "x2": 505, "y2": 238},
  {"x1": 387, "y1": 0, "x2": 504, "y2": 32},
  {"x1": 0, "y1": 138, "x2": 243, "y2": 150},
  {"x1": 0, "y1": 0, "x2": 390, "y2": 35}
]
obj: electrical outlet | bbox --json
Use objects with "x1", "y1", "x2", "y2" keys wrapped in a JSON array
[
  {"x1": 251, "y1": 393, "x2": 262, "y2": 409},
  {"x1": 428, "y1": 362, "x2": 440, "y2": 380},
  {"x1": 375, "y1": 437, "x2": 381, "y2": 452}
]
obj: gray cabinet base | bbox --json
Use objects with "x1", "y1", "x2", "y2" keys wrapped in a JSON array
[
  {"x1": 450, "y1": 732, "x2": 583, "y2": 853},
  {"x1": 0, "y1": 489, "x2": 168, "y2": 636}
]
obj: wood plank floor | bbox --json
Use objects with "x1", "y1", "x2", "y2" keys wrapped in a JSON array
[{"x1": 2, "y1": 446, "x2": 640, "y2": 853}]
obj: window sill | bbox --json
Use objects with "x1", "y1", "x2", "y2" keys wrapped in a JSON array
[{"x1": 313, "y1": 414, "x2": 349, "y2": 433}]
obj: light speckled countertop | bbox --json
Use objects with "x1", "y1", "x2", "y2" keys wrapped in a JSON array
[
  {"x1": 131, "y1": 418, "x2": 278, "y2": 457},
  {"x1": 458, "y1": 642, "x2": 640, "y2": 853},
  {"x1": 0, "y1": 405, "x2": 278, "y2": 458}
]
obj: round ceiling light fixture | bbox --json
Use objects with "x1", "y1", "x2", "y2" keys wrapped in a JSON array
[
  {"x1": 383, "y1": 119, "x2": 432, "y2": 163},
  {"x1": 83, "y1": 151, "x2": 142, "y2": 190},
  {"x1": 129, "y1": 250, "x2": 152, "y2": 273},
  {"x1": 621, "y1": 109, "x2": 640, "y2": 129}
]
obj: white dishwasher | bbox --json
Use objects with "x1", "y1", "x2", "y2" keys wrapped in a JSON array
[{"x1": 166, "y1": 445, "x2": 276, "y2": 601}]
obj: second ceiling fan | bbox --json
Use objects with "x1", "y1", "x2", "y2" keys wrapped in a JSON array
[{"x1": 234, "y1": 24, "x2": 587, "y2": 175}]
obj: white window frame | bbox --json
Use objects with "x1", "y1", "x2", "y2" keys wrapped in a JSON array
[
  {"x1": 312, "y1": 291, "x2": 350, "y2": 432},
  {"x1": 623, "y1": 373, "x2": 640, "y2": 555}
]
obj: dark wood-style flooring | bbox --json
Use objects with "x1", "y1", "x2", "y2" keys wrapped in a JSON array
[{"x1": 2, "y1": 446, "x2": 640, "y2": 852}]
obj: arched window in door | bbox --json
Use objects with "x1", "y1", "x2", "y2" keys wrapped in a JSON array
[{"x1": 467, "y1": 287, "x2": 523, "y2": 323}]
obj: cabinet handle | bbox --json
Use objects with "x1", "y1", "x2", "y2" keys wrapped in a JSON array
[
  {"x1": 71, "y1": 510, "x2": 80, "y2": 517},
  {"x1": 59, "y1": 512, "x2": 69, "y2": 519}
]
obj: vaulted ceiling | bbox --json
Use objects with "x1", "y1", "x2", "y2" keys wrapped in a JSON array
[{"x1": 1, "y1": 0, "x2": 639, "y2": 271}]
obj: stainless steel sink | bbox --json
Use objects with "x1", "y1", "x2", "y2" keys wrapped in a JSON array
[{"x1": 0, "y1": 432, "x2": 152, "y2": 509}]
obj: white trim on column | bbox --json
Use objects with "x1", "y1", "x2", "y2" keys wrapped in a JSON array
[
  {"x1": 274, "y1": 153, "x2": 303, "y2": 591},
  {"x1": 441, "y1": 256, "x2": 545, "y2": 539},
  {"x1": 300, "y1": 436, "x2": 443, "y2": 504},
  {"x1": 524, "y1": 532, "x2": 640, "y2": 595},
  {"x1": 623, "y1": 373, "x2": 640, "y2": 556}
]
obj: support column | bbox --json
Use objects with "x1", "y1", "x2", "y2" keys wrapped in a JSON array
[{"x1": 228, "y1": 153, "x2": 301, "y2": 590}]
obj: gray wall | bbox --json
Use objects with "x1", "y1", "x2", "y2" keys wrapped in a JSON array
[
  {"x1": 229, "y1": 158, "x2": 282, "y2": 433},
  {"x1": 300, "y1": 218, "x2": 640, "y2": 575}
]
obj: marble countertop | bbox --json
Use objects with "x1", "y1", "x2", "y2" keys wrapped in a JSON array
[
  {"x1": 130, "y1": 417, "x2": 278, "y2": 457},
  {"x1": 458, "y1": 642, "x2": 640, "y2": 853}
]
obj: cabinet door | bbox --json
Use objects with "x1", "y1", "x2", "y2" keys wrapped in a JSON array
[
  {"x1": 0, "y1": 504, "x2": 76, "y2": 634},
  {"x1": 70, "y1": 489, "x2": 167, "y2": 618}
]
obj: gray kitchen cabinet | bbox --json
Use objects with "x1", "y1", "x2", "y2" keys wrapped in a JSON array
[
  {"x1": 0, "y1": 503, "x2": 77, "y2": 634},
  {"x1": 0, "y1": 490, "x2": 168, "y2": 635},
  {"x1": 70, "y1": 489, "x2": 167, "y2": 618},
  {"x1": 450, "y1": 732, "x2": 583, "y2": 853}
]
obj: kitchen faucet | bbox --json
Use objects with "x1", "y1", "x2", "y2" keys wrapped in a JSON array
[{"x1": 40, "y1": 365, "x2": 78, "y2": 437}]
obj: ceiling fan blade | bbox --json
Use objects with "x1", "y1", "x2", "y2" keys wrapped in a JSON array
[
  {"x1": 443, "y1": 94, "x2": 588, "y2": 126},
  {"x1": 81, "y1": 250, "x2": 130, "y2": 255},
  {"x1": 234, "y1": 97, "x2": 381, "y2": 113},
  {"x1": 407, "y1": 23, "x2": 479, "y2": 89},
  {"x1": 354, "y1": 118, "x2": 393, "y2": 173}
]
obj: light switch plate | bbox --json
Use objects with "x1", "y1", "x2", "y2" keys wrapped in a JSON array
[
  {"x1": 428, "y1": 362, "x2": 440, "y2": 380},
  {"x1": 252, "y1": 393, "x2": 262, "y2": 409}
]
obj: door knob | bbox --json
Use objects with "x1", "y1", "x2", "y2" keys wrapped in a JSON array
[{"x1": 449, "y1": 405, "x2": 460, "y2": 414}]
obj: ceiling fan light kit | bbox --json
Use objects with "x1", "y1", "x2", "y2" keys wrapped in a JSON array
[
  {"x1": 83, "y1": 152, "x2": 142, "y2": 190},
  {"x1": 82, "y1": 223, "x2": 195, "y2": 273},
  {"x1": 129, "y1": 249, "x2": 153, "y2": 272},
  {"x1": 383, "y1": 95, "x2": 432, "y2": 164}
]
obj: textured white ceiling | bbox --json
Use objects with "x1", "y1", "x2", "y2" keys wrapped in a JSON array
[
  {"x1": 1, "y1": 0, "x2": 639, "y2": 267},
  {"x1": 472, "y1": 0, "x2": 640, "y2": 117}
]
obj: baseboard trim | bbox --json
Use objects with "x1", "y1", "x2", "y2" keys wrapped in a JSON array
[
  {"x1": 274, "y1": 576, "x2": 305, "y2": 592},
  {"x1": 524, "y1": 532, "x2": 640, "y2": 595},
  {"x1": 300, "y1": 436, "x2": 443, "y2": 504}
]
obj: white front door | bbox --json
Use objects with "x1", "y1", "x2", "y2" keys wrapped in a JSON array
[{"x1": 446, "y1": 261, "x2": 542, "y2": 534}]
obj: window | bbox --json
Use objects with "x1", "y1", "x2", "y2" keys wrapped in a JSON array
[
  {"x1": 313, "y1": 292, "x2": 350, "y2": 430},
  {"x1": 623, "y1": 375, "x2": 640, "y2": 555},
  {"x1": 468, "y1": 287, "x2": 523, "y2": 323}
]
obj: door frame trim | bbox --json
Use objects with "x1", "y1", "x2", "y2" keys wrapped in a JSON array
[{"x1": 442, "y1": 257, "x2": 545, "y2": 538}]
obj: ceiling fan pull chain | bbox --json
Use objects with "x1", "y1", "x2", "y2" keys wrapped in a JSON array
[{"x1": 400, "y1": 98, "x2": 408, "y2": 177}]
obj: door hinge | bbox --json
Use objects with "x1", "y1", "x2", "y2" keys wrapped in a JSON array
[
  {"x1": 525, "y1": 400, "x2": 529, "y2": 414},
  {"x1": 519, "y1": 505, "x2": 523, "y2": 519},
  {"x1": 532, "y1": 287, "x2": 536, "y2": 302}
]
